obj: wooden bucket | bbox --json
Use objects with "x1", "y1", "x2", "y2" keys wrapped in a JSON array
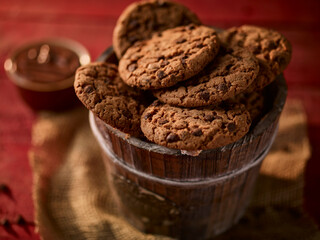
[{"x1": 89, "y1": 47, "x2": 287, "y2": 239}]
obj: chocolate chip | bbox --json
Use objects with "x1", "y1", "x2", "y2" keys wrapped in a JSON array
[
  {"x1": 237, "y1": 40, "x2": 245, "y2": 47},
  {"x1": 227, "y1": 123, "x2": 236, "y2": 132},
  {"x1": 128, "y1": 19, "x2": 140, "y2": 29},
  {"x1": 266, "y1": 41, "x2": 276, "y2": 50},
  {"x1": 144, "y1": 112, "x2": 153, "y2": 120},
  {"x1": 188, "y1": 25, "x2": 195, "y2": 30},
  {"x1": 104, "y1": 77, "x2": 111, "y2": 85},
  {"x1": 219, "y1": 101, "x2": 229, "y2": 110},
  {"x1": 180, "y1": 56, "x2": 188, "y2": 66},
  {"x1": 128, "y1": 35, "x2": 138, "y2": 44},
  {"x1": 204, "y1": 114, "x2": 215, "y2": 121},
  {"x1": 175, "y1": 38, "x2": 186, "y2": 44},
  {"x1": 157, "y1": 55, "x2": 165, "y2": 61},
  {"x1": 180, "y1": 16, "x2": 194, "y2": 25},
  {"x1": 147, "y1": 20, "x2": 158, "y2": 30},
  {"x1": 128, "y1": 63, "x2": 137, "y2": 72},
  {"x1": 225, "y1": 64, "x2": 233, "y2": 71},
  {"x1": 199, "y1": 91, "x2": 210, "y2": 101},
  {"x1": 16, "y1": 215, "x2": 26, "y2": 225},
  {"x1": 218, "y1": 83, "x2": 228, "y2": 92},
  {"x1": 157, "y1": 70, "x2": 165, "y2": 79},
  {"x1": 276, "y1": 56, "x2": 286, "y2": 67},
  {"x1": 166, "y1": 133, "x2": 180, "y2": 143},
  {"x1": 196, "y1": 43, "x2": 204, "y2": 48},
  {"x1": 122, "y1": 110, "x2": 133, "y2": 118},
  {"x1": 225, "y1": 47, "x2": 234, "y2": 54},
  {"x1": 192, "y1": 128, "x2": 203, "y2": 136},
  {"x1": 248, "y1": 44, "x2": 261, "y2": 54},
  {"x1": 84, "y1": 85, "x2": 94, "y2": 93},
  {"x1": 159, "y1": 119, "x2": 169, "y2": 125}
]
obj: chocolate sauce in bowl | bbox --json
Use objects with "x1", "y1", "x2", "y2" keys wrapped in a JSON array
[
  {"x1": 4, "y1": 38, "x2": 90, "y2": 110},
  {"x1": 15, "y1": 44, "x2": 80, "y2": 83}
]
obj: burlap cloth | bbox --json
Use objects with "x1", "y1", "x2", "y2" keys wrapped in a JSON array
[{"x1": 29, "y1": 99, "x2": 320, "y2": 240}]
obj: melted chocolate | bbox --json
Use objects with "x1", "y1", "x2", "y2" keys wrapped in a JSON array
[{"x1": 15, "y1": 44, "x2": 80, "y2": 83}]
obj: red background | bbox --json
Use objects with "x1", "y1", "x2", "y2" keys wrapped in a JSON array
[{"x1": 0, "y1": 0, "x2": 319, "y2": 239}]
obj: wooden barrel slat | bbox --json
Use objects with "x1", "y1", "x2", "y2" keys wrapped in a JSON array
[{"x1": 102, "y1": 151, "x2": 265, "y2": 239}]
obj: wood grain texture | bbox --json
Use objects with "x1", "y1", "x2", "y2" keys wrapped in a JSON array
[{"x1": 103, "y1": 141, "x2": 264, "y2": 239}]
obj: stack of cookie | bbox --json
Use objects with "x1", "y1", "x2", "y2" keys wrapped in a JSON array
[{"x1": 74, "y1": 0, "x2": 292, "y2": 151}]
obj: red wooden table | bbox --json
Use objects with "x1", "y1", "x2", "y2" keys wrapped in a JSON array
[{"x1": 0, "y1": 0, "x2": 319, "y2": 239}]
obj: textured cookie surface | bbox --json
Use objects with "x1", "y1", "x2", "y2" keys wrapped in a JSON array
[
  {"x1": 119, "y1": 24, "x2": 220, "y2": 90},
  {"x1": 233, "y1": 90, "x2": 265, "y2": 124},
  {"x1": 219, "y1": 25, "x2": 292, "y2": 91},
  {"x1": 74, "y1": 62, "x2": 146, "y2": 136},
  {"x1": 141, "y1": 101, "x2": 251, "y2": 150},
  {"x1": 153, "y1": 46, "x2": 259, "y2": 107},
  {"x1": 113, "y1": 0, "x2": 201, "y2": 58}
]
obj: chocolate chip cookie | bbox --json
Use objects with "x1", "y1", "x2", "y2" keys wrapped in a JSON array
[
  {"x1": 74, "y1": 62, "x2": 146, "y2": 136},
  {"x1": 153, "y1": 45, "x2": 259, "y2": 107},
  {"x1": 119, "y1": 24, "x2": 220, "y2": 90},
  {"x1": 113, "y1": 0, "x2": 201, "y2": 58},
  {"x1": 141, "y1": 100, "x2": 251, "y2": 150},
  {"x1": 219, "y1": 25, "x2": 292, "y2": 91}
]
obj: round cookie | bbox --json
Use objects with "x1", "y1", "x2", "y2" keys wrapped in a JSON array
[
  {"x1": 141, "y1": 100, "x2": 251, "y2": 150},
  {"x1": 218, "y1": 25, "x2": 292, "y2": 91},
  {"x1": 153, "y1": 45, "x2": 259, "y2": 107},
  {"x1": 113, "y1": 0, "x2": 201, "y2": 58},
  {"x1": 119, "y1": 24, "x2": 220, "y2": 90},
  {"x1": 74, "y1": 62, "x2": 146, "y2": 137}
]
